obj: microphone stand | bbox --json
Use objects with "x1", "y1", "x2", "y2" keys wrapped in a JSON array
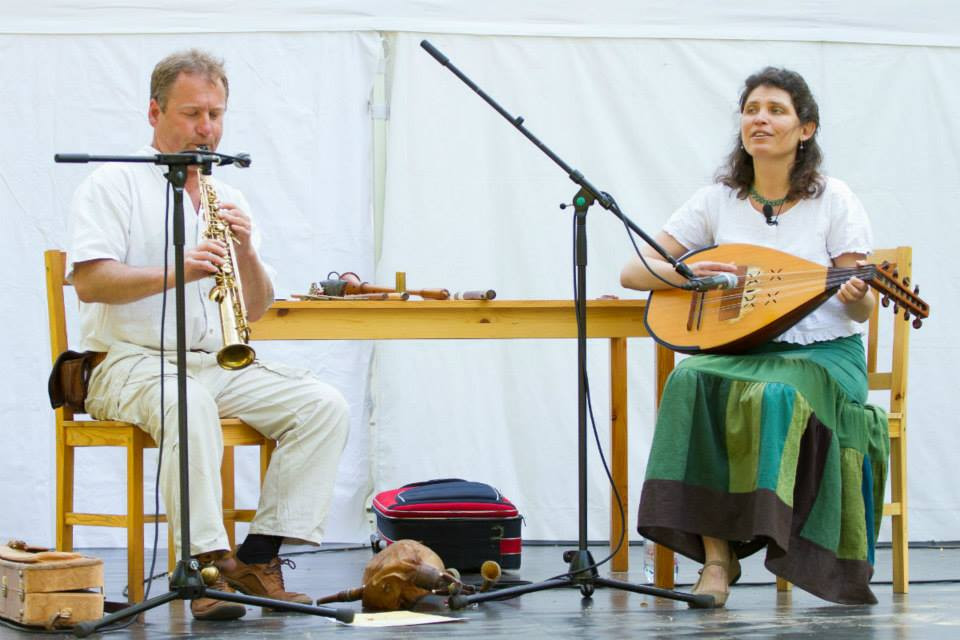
[
  {"x1": 54, "y1": 151, "x2": 354, "y2": 635},
  {"x1": 418, "y1": 42, "x2": 713, "y2": 609}
]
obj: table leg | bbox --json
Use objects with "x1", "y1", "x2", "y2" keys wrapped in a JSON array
[{"x1": 610, "y1": 337, "x2": 628, "y2": 572}]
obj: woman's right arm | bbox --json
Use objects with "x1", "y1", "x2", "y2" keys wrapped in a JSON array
[
  {"x1": 619, "y1": 231, "x2": 739, "y2": 292},
  {"x1": 620, "y1": 231, "x2": 689, "y2": 291}
]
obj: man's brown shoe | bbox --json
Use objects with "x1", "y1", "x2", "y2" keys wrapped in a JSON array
[
  {"x1": 222, "y1": 556, "x2": 312, "y2": 605},
  {"x1": 191, "y1": 552, "x2": 246, "y2": 621}
]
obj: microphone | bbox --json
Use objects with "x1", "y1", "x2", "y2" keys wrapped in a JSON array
[
  {"x1": 681, "y1": 272, "x2": 739, "y2": 291},
  {"x1": 217, "y1": 152, "x2": 251, "y2": 168},
  {"x1": 762, "y1": 203, "x2": 778, "y2": 226},
  {"x1": 194, "y1": 147, "x2": 251, "y2": 168}
]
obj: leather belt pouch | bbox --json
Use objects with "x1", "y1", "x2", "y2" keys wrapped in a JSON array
[{"x1": 48, "y1": 351, "x2": 104, "y2": 413}]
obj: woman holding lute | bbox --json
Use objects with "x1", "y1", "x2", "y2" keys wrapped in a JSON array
[{"x1": 620, "y1": 67, "x2": 888, "y2": 607}]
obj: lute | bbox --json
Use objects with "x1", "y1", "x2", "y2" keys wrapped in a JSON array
[{"x1": 644, "y1": 243, "x2": 929, "y2": 354}]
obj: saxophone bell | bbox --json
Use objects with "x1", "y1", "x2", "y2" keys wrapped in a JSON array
[{"x1": 217, "y1": 343, "x2": 257, "y2": 370}]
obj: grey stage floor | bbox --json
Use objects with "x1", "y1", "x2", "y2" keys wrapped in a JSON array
[{"x1": 3, "y1": 543, "x2": 959, "y2": 638}]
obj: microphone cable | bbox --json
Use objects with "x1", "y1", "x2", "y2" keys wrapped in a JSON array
[
  {"x1": 609, "y1": 195, "x2": 687, "y2": 291},
  {"x1": 141, "y1": 181, "x2": 173, "y2": 603},
  {"x1": 542, "y1": 191, "x2": 688, "y2": 581},
  {"x1": 530, "y1": 209, "x2": 630, "y2": 584}
]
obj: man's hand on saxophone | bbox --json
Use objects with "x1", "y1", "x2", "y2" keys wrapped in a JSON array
[
  {"x1": 185, "y1": 238, "x2": 227, "y2": 279},
  {"x1": 215, "y1": 202, "x2": 252, "y2": 248},
  {"x1": 213, "y1": 201, "x2": 274, "y2": 321}
]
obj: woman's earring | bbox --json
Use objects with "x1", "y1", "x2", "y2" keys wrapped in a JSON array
[{"x1": 799, "y1": 139, "x2": 805, "y2": 151}]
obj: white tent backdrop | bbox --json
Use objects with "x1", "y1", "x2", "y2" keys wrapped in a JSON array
[
  {"x1": 5, "y1": 1, "x2": 958, "y2": 47},
  {"x1": 0, "y1": 3, "x2": 957, "y2": 550}
]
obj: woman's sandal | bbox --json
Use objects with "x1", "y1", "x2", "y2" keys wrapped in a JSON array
[
  {"x1": 690, "y1": 548, "x2": 740, "y2": 608},
  {"x1": 690, "y1": 560, "x2": 730, "y2": 608}
]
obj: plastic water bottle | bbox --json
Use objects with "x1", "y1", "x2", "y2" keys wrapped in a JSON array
[{"x1": 641, "y1": 538, "x2": 678, "y2": 584}]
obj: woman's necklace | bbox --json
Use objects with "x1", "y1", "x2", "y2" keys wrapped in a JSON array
[{"x1": 749, "y1": 185, "x2": 788, "y2": 208}]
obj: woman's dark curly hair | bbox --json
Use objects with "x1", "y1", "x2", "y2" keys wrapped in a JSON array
[{"x1": 717, "y1": 67, "x2": 824, "y2": 201}]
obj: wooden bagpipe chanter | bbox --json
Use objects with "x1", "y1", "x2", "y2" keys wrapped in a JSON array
[{"x1": 644, "y1": 244, "x2": 930, "y2": 354}]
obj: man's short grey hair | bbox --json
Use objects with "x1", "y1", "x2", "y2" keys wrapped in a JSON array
[{"x1": 150, "y1": 49, "x2": 229, "y2": 110}]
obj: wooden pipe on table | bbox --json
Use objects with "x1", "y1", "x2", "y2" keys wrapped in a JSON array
[
  {"x1": 293, "y1": 292, "x2": 410, "y2": 301},
  {"x1": 336, "y1": 272, "x2": 450, "y2": 299},
  {"x1": 347, "y1": 282, "x2": 450, "y2": 300}
]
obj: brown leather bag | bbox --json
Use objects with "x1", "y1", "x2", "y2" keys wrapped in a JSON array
[
  {"x1": 48, "y1": 350, "x2": 102, "y2": 413},
  {"x1": 315, "y1": 540, "x2": 459, "y2": 610},
  {"x1": 315, "y1": 539, "x2": 503, "y2": 611}
]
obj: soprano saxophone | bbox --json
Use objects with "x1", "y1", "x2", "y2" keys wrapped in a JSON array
[{"x1": 198, "y1": 172, "x2": 256, "y2": 370}]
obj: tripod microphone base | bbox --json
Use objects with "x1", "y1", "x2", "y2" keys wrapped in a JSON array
[
  {"x1": 447, "y1": 547, "x2": 713, "y2": 609},
  {"x1": 71, "y1": 583, "x2": 355, "y2": 636}
]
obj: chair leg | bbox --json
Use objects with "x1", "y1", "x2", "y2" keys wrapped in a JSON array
[
  {"x1": 127, "y1": 431, "x2": 145, "y2": 603},
  {"x1": 56, "y1": 422, "x2": 75, "y2": 553},
  {"x1": 654, "y1": 544, "x2": 676, "y2": 589},
  {"x1": 168, "y1": 528, "x2": 176, "y2": 573},
  {"x1": 890, "y1": 433, "x2": 909, "y2": 593},
  {"x1": 222, "y1": 446, "x2": 236, "y2": 549}
]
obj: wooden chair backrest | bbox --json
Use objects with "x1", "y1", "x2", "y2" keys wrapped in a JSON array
[
  {"x1": 45, "y1": 249, "x2": 76, "y2": 421},
  {"x1": 866, "y1": 246, "x2": 913, "y2": 406},
  {"x1": 866, "y1": 245, "x2": 912, "y2": 592},
  {"x1": 45, "y1": 250, "x2": 70, "y2": 363}
]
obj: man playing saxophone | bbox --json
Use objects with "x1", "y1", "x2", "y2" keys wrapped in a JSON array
[{"x1": 67, "y1": 49, "x2": 349, "y2": 621}]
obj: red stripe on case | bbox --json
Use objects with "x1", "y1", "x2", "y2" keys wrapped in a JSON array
[{"x1": 499, "y1": 538, "x2": 522, "y2": 554}]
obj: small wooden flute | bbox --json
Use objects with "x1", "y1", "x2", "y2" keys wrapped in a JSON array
[{"x1": 452, "y1": 289, "x2": 497, "y2": 300}]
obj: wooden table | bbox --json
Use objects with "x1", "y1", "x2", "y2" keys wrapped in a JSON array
[{"x1": 251, "y1": 299, "x2": 675, "y2": 573}]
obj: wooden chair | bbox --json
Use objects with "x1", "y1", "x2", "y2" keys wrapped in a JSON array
[
  {"x1": 45, "y1": 249, "x2": 276, "y2": 602},
  {"x1": 653, "y1": 246, "x2": 913, "y2": 595}
]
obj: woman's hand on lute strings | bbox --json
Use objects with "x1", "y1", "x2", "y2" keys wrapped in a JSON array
[
  {"x1": 688, "y1": 260, "x2": 739, "y2": 277},
  {"x1": 834, "y1": 257, "x2": 875, "y2": 323},
  {"x1": 836, "y1": 259, "x2": 869, "y2": 304}
]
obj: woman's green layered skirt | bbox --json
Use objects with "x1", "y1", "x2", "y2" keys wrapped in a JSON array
[{"x1": 637, "y1": 335, "x2": 889, "y2": 604}]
